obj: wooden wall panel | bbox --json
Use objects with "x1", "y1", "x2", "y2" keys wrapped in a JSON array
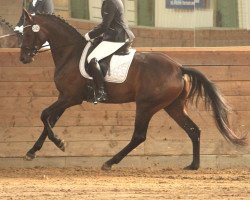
[
  {"x1": 0, "y1": 112, "x2": 250, "y2": 142},
  {"x1": 0, "y1": 103, "x2": 249, "y2": 127},
  {"x1": 0, "y1": 139, "x2": 248, "y2": 158},
  {"x1": 1, "y1": 65, "x2": 250, "y2": 83},
  {"x1": 136, "y1": 47, "x2": 250, "y2": 66},
  {"x1": 0, "y1": 81, "x2": 250, "y2": 97}
]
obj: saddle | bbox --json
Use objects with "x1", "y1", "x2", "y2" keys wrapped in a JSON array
[
  {"x1": 86, "y1": 38, "x2": 133, "y2": 77},
  {"x1": 80, "y1": 38, "x2": 136, "y2": 83},
  {"x1": 79, "y1": 38, "x2": 136, "y2": 103}
]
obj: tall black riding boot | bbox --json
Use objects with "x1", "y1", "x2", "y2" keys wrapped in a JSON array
[{"x1": 89, "y1": 58, "x2": 108, "y2": 102}]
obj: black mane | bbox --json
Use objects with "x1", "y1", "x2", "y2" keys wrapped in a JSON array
[
  {"x1": 35, "y1": 13, "x2": 85, "y2": 41},
  {"x1": 0, "y1": 16, "x2": 14, "y2": 30}
]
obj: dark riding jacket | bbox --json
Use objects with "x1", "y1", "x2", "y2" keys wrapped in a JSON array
[
  {"x1": 88, "y1": 0, "x2": 135, "y2": 43},
  {"x1": 17, "y1": 0, "x2": 54, "y2": 26}
]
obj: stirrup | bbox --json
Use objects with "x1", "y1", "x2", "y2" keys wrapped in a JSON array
[{"x1": 97, "y1": 90, "x2": 108, "y2": 102}]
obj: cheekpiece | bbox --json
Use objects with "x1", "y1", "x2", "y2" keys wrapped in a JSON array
[{"x1": 32, "y1": 24, "x2": 40, "y2": 32}]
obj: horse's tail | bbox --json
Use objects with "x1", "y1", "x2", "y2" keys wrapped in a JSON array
[{"x1": 181, "y1": 66, "x2": 247, "y2": 146}]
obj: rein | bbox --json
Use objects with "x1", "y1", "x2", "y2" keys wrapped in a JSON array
[
  {"x1": 37, "y1": 42, "x2": 82, "y2": 54},
  {"x1": 23, "y1": 24, "x2": 82, "y2": 54},
  {"x1": 0, "y1": 33, "x2": 17, "y2": 39}
]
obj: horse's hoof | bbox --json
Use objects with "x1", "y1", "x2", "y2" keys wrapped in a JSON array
[
  {"x1": 58, "y1": 140, "x2": 65, "y2": 152},
  {"x1": 184, "y1": 164, "x2": 199, "y2": 170},
  {"x1": 101, "y1": 162, "x2": 112, "y2": 171},
  {"x1": 24, "y1": 152, "x2": 36, "y2": 161}
]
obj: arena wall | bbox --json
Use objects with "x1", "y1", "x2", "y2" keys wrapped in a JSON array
[
  {"x1": 0, "y1": 48, "x2": 249, "y2": 169},
  {"x1": 68, "y1": 19, "x2": 250, "y2": 47}
]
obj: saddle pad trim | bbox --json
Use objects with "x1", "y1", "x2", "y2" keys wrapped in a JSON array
[
  {"x1": 79, "y1": 42, "x2": 136, "y2": 83},
  {"x1": 79, "y1": 41, "x2": 92, "y2": 80}
]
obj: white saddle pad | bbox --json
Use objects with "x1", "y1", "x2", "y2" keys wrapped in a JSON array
[{"x1": 79, "y1": 42, "x2": 136, "y2": 83}]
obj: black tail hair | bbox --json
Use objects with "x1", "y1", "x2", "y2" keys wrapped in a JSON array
[{"x1": 181, "y1": 66, "x2": 247, "y2": 146}]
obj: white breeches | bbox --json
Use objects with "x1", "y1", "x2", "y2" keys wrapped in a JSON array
[{"x1": 87, "y1": 41, "x2": 125, "y2": 63}]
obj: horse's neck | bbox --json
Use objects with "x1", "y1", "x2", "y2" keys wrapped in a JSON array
[
  {"x1": 46, "y1": 26, "x2": 86, "y2": 70},
  {"x1": 45, "y1": 23, "x2": 84, "y2": 49},
  {"x1": 35, "y1": 16, "x2": 87, "y2": 70}
]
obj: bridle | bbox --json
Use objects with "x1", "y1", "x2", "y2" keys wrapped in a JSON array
[
  {"x1": 20, "y1": 20, "x2": 87, "y2": 61},
  {"x1": 21, "y1": 24, "x2": 42, "y2": 57},
  {"x1": 0, "y1": 33, "x2": 17, "y2": 39},
  {"x1": 21, "y1": 23, "x2": 83, "y2": 58}
]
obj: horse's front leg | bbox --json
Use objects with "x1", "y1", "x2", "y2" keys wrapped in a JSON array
[
  {"x1": 42, "y1": 108, "x2": 66, "y2": 151},
  {"x1": 25, "y1": 100, "x2": 71, "y2": 160}
]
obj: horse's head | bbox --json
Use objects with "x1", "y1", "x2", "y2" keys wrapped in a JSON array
[
  {"x1": 20, "y1": 8, "x2": 88, "y2": 64},
  {"x1": 20, "y1": 9, "x2": 48, "y2": 64}
]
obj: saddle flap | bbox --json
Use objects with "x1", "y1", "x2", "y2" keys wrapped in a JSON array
[{"x1": 105, "y1": 49, "x2": 136, "y2": 83}]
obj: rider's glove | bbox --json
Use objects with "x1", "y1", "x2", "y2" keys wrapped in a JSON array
[
  {"x1": 14, "y1": 26, "x2": 20, "y2": 32},
  {"x1": 14, "y1": 25, "x2": 23, "y2": 33},
  {"x1": 84, "y1": 32, "x2": 93, "y2": 42}
]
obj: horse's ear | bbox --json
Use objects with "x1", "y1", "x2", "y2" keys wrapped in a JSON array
[{"x1": 23, "y1": 8, "x2": 33, "y2": 23}]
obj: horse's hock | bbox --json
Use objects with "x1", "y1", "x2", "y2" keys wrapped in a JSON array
[{"x1": 0, "y1": 47, "x2": 249, "y2": 169}]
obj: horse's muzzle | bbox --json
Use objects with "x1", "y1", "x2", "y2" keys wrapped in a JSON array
[{"x1": 20, "y1": 55, "x2": 34, "y2": 64}]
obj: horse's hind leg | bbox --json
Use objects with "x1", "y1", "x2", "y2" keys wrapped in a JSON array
[
  {"x1": 25, "y1": 98, "x2": 78, "y2": 160},
  {"x1": 165, "y1": 100, "x2": 201, "y2": 170},
  {"x1": 102, "y1": 105, "x2": 152, "y2": 171}
]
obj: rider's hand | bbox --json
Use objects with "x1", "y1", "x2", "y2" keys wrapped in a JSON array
[
  {"x1": 14, "y1": 25, "x2": 23, "y2": 33},
  {"x1": 84, "y1": 33, "x2": 93, "y2": 42},
  {"x1": 14, "y1": 26, "x2": 20, "y2": 32},
  {"x1": 19, "y1": 25, "x2": 24, "y2": 33}
]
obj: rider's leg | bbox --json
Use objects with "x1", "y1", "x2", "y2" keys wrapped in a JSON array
[
  {"x1": 86, "y1": 41, "x2": 125, "y2": 102},
  {"x1": 89, "y1": 58, "x2": 107, "y2": 101}
]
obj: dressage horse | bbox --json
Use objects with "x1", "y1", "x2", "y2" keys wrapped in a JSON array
[
  {"x1": 20, "y1": 9, "x2": 246, "y2": 170},
  {"x1": 0, "y1": 17, "x2": 22, "y2": 48}
]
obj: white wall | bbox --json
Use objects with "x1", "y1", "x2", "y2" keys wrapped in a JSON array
[
  {"x1": 87, "y1": 0, "x2": 250, "y2": 29},
  {"x1": 123, "y1": 0, "x2": 137, "y2": 25},
  {"x1": 155, "y1": 0, "x2": 214, "y2": 28},
  {"x1": 238, "y1": 0, "x2": 250, "y2": 29},
  {"x1": 247, "y1": 0, "x2": 250, "y2": 29},
  {"x1": 238, "y1": 0, "x2": 247, "y2": 28},
  {"x1": 89, "y1": 0, "x2": 102, "y2": 21}
]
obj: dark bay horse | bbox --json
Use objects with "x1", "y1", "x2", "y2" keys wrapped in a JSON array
[
  {"x1": 20, "y1": 9, "x2": 246, "y2": 170},
  {"x1": 0, "y1": 17, "x2": 22, "y2": 48}
]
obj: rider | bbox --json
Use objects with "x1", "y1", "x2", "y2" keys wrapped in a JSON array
[
  {"x1": 84, "y1": 0, "x2": 135, "y2": 102},
  {"x1": 14, "y1": 0, "x2": 54, "y2": 48}
]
